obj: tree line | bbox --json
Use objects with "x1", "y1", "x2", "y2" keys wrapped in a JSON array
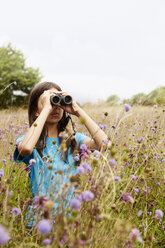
[{"x1": 0, "y1": 43, "x2": 165, "y2": 108}]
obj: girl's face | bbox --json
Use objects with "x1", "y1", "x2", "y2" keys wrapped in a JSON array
[{"x1": 36, "y1": 88, "x2": 64, "y2": 124}]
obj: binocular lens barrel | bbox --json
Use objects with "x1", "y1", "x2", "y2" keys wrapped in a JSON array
[
  {"x1": 50, "y1": 95, "x2": 61, "y2": 105},
  {"x1": 50, "y1": 94, "x2": 72, "y2": 106},
  {"x1": 64, "y1": 95, "x2": 72, "y2": 104}
]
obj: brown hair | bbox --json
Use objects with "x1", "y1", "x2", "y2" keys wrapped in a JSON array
[{"x1": 28, "y1": 82, "x2": 78, "y2": 162}]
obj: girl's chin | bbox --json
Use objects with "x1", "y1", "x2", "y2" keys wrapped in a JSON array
[{"x1": 46, "y1": 116, "x2": 61, "y2": 124}]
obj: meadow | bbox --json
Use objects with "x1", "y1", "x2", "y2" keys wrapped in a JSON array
[{"x1": 0, "y1": 105, "x2": 164, "y2": 248}]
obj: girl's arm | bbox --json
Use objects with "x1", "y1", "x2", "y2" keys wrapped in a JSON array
[
  {"x1": 18, "y1": 91, "x2": 53, "y2": 157},
  {"x1": 58, "y1": 94, "x2": 111, "y2": 151},
  {"x1": 75, "y1": 106, "x2": 111, "y2": 150},
  {"x1": 18, "y1": 107, "x2": 51, "y2": 157}
]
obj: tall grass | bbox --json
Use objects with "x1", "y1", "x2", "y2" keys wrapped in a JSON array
[{"x1": 0, "y1": 106, "x2": 164, "y2": 247}]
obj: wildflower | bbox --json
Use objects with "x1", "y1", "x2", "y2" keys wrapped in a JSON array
[
  {"x1": 24, "y1": 164, "x2": 31, "y2": 173},
  {"x1": 60, "y1": 234, "x2": 68, "y2": 245},
  {"x1": 121, "y1": 193, "x2": 134, "y2": 204},
  {"x1": 100, "y1": 124, "x2": 104, "y2": 130},
  {"x1": 11, "y1": 207, "x2": 21, "y2": 217},
  {"x1": 131, "y1": 175, "x2": 136, "y2": 181},
  {"x1": 134, "y1": 188, "x2": 139, "y2": 194},
  {"x1": 2, "y1": 158, "x2": 6, "y2": 165},
  {"x1": 137, "y1": 210, "x2": 142, "y2": 217},
  {"x1": 43, "y1": 238, "x2": 51, "y2": 246},
  {"x1": 80, "y1": 144, "x2": 87, "y2": 151},
  {"x1": 154, "y1": 105, "x2": 157, "y2": 108},
  {"x1": 102, "y1": 138, "x2": 108, "y2": 145},
  {"x1": 29, "y1": 159, "x2": 36, "y2": 165},
  {"x1": 82, "y1": 191, "x2": 94, "y2": 202},
  {"x1": 0, "y1": 224, "x2": 10, "y2": 245},
  {"x1": 136, "y1": 137, "x2": 144, "y2": 143},
  {"x1": 75, "y1": 194, "x2": 83, "y2": 202},
  {"x1": 124, "y1": 104, "x2": 131, "y2": 112},
  {"x1": 93, "y1": 150, "x2": 100, "y2": 157},
  {"x1": 109, "y1": 159, "x2": 116, "y2": 167},
  {"x1": 77, "y1": 166, "x2": 85, "y2": 175},
  {"x1": 0, "y1": 169, "x2": 4, "y2": 177},
  {"x1": 37, "y1": 219, "x2": 52, "y2": 234},
  {"x1": 114, "y1": 176, "x2": 121, "y2": 182},
  {"x1": 129, "y1": 228, "x2": 143, "y2": 243},
  {"x1": 70, "y1": 198, "x2": 81, "y2": 209},
  {"x1": 81, "y1": 162, "x2": 92, "y2": 172},
  {"x1": 35, "y1": 196, "x2": 48, "y2": 210},
  {"x1": 155, "y1": 209, "x2": 163, "y2": 219},
  {"x1": 74, "y1": 154, "x2": 80, "y2": 161}
]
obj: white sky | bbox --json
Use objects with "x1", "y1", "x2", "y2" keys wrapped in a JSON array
[{"x1": 1, "y1": 0, "x2": 165, "y2": 103}]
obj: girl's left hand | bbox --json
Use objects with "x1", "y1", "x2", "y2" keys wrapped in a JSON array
[{"x1": 57, "y1": 91, "x2": 80, "y2": 116}]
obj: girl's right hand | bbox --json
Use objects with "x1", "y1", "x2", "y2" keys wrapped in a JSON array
[{"x1": 37, "y1": 90, "x2": 56, "y2": 114}]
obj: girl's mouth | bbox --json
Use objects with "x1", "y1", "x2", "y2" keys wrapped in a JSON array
[{"x1": 51, "y1": 112, "x2": 59, "y2": 117}]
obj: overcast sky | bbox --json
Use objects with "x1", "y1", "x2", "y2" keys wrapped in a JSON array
[{"x1": 1, "y1": 0, "x2": 165, "y2": 103}]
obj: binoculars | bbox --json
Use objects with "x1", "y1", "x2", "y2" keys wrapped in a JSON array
[{"x1": 50, "y1": 94, "x2": 72, "y2": 106}]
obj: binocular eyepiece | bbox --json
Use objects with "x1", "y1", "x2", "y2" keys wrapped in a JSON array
[{"x1": 50, "y1": 94, "x2": 72, "y2": 106}]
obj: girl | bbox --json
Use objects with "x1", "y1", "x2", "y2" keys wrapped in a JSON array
[{"x1": 14, "y1": 82, "x2": 110, "y2": 226}]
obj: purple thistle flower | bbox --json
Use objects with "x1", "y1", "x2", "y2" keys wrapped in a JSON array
[
  {"x1": 77, "y1": 166, "x2": 85, "y2": 175},
  {"x1": 81, "y1": 162, "x2": 92, "y2": 172},
  {"x1": 60, "y1": 234, "x2": 68, "y2": 245},
  {"x1": 155, "y1": 209, "x2": 163, "y2": 219},
  {"x1": 102, "y1": 138, "x2": 108, "y2": 145},
  {"x1": 79, "y1": 240, "x2": 85, "y2": 246},
  {"x1": 124, "y1": 104, "x2": 131, "y2": 112},
  {"x1": 74, "y1": 154, "x2": 80, "y2": 161},
  {"x1": 37, "y1": 219, "x2": 52, "y2": 234},
  {"x1": 75, "y1": 194, "x2": 83, "y2": 202},
  {"x1": 136, "y1": 137, "x2": 144, "y2": 143},
  {"x1": 24, "y1": 164, "x2": 31, "y2": 173},
  {"x1": 121, "y1": 193, "x2": 134, "y2": 204},
  {"x1": 137, "y1": 210, "x2": 142, "y2": 217},
  {"x1": 109, "y1": 159, "x2": 116, "y2": 167},
  {"x1": 134, "y1": 188, "x2": 139, "y2": 194},
  {"x1": 0, "y1": 169, "x2": 4, "y2": 177},
  {"x1": 100, "y1": 124, "x2": 104, "y2": 130},
  {"x1": 43, "y1": 238, "x2": 51, "y2": 246},
  {"x1": 114, "y1": 176, "x2": 121, "y2": 182},
  {"x1": 131, "y1": 175, "x2": 136, "y2": 181},
  {"x1": 11, "y1": 207, "x2": 21, "y2": 217},
  {"x1": 154, "y1": 105, "x2": 158, "y2": 108},
  {"x1": 35, "y1": 196, "x2": 48, "y2": 210},
  {"x1": 82, "y1": 191, "x2": 94, "y2": 202},
  {"x1": 2, "y1": 158, "x2": 6, "y2": 165},
  {"x1": 80, "y1": 144, "x2": 87, "y2": 150},
  {"x1": 93, "y1": 150, "x2": 100, "y2": 157},
  {"x1": 70, "y1": 198, "x2": 81, "y2": 209},
  {"x1": 0, "y1": 224, "x2": 10, "y2": 245}
]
